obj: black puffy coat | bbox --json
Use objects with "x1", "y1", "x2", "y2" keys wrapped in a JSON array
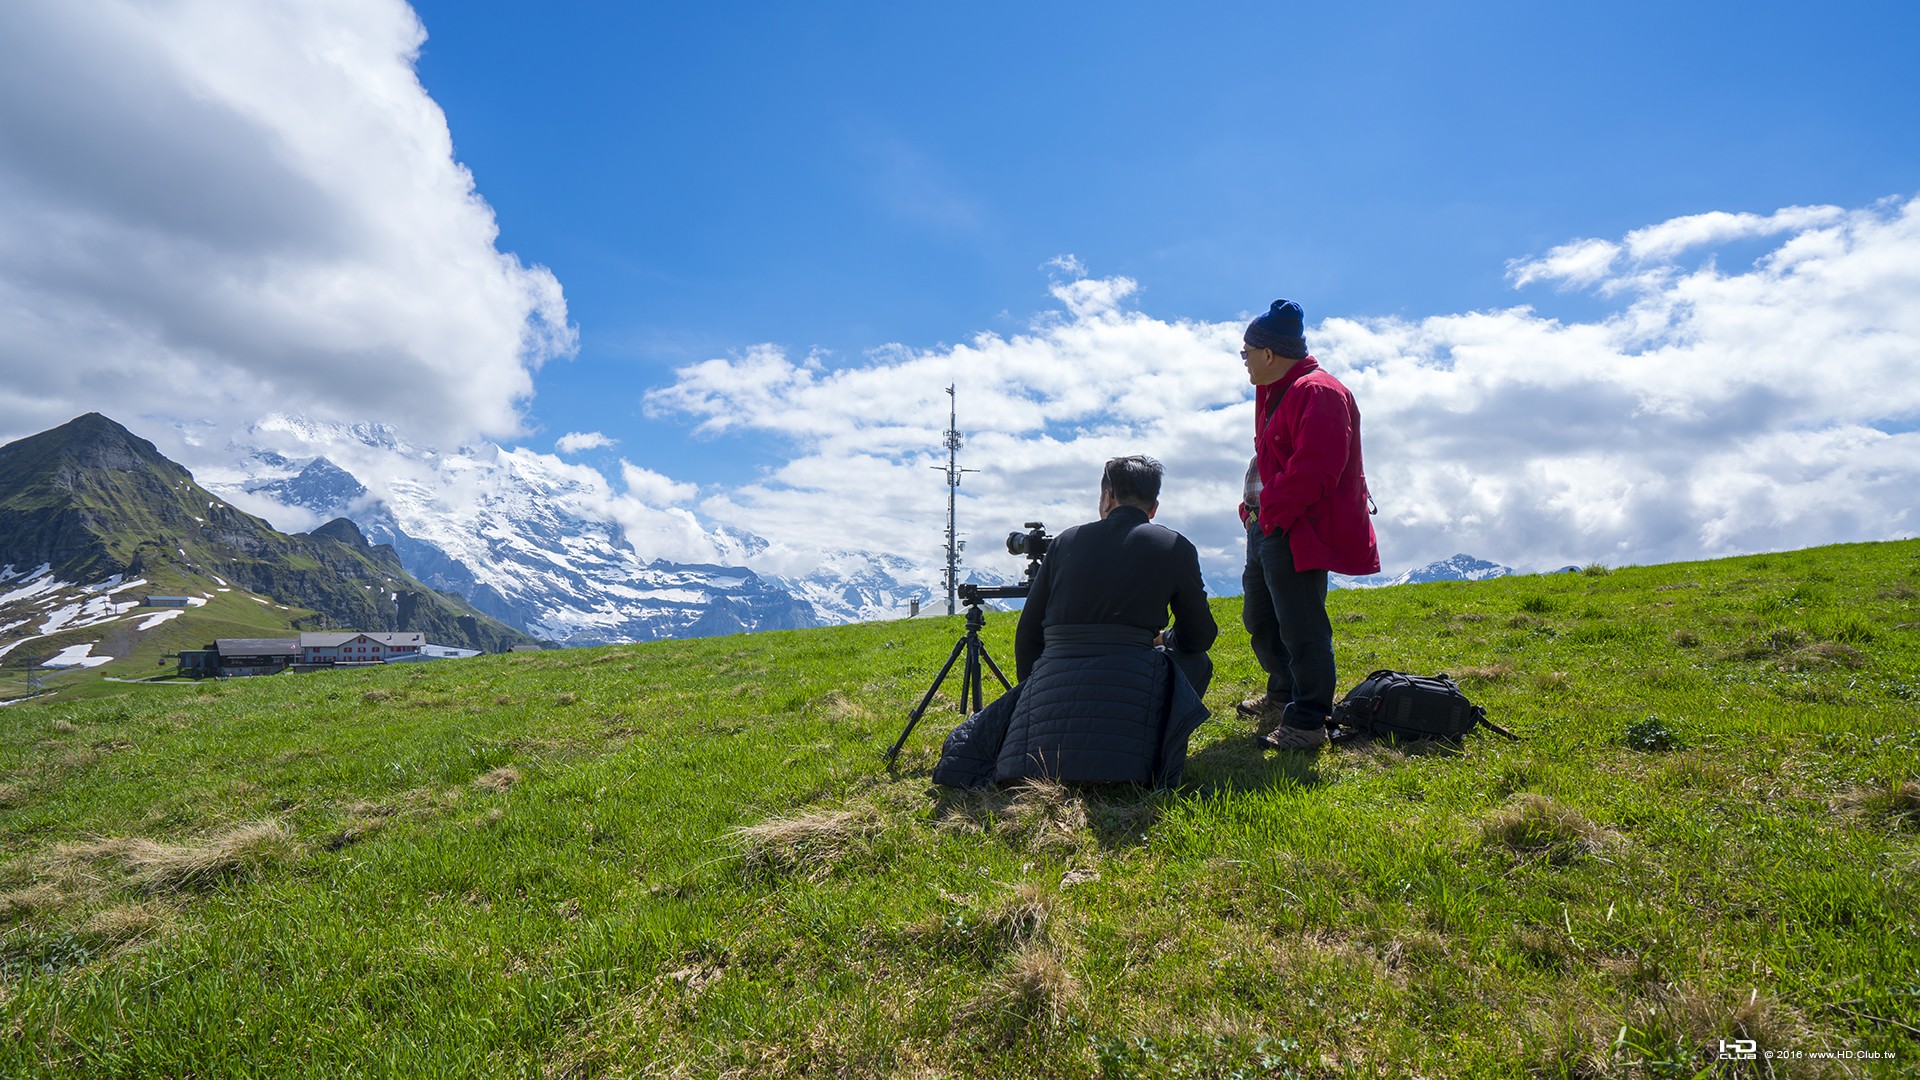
[{"x1": 932, "y1": 634, "x2": 1210, "y2": 789}]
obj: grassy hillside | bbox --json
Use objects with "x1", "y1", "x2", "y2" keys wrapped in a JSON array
[
  {"x1": 2, "y1": 541, "x2": 1916, "y2": 1077},
  {"x1": 0, "y1": 415, "x2": 539, "y2": 667},
  {"x1": 0, "y1": 578, "x2": 321, "y2": 705},
  {"x1": 1, "y1": 559, "x2": 536, "y2": 707}
]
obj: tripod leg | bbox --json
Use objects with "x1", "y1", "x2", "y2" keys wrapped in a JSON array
[
  {"x1": 965, "y1": 636, "x2": 985, "y2": 713},
  {"x1": 886, "y1": 634, "x2": 970, "y2": 764},
  {"x1": 977, "y1": 644, "x2": 1012, "y2": 692}
]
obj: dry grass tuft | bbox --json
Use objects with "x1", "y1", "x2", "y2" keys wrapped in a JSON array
[
  {"x1": 1521, "y1": 982, "x2": 1810, "y2": 1077},
  {"x1": 1612, "y1": 985, "x2": 1813, "y2": 1074},
  {"x1": 83, "y1": 902, "x2": 166, "y2": 945},
  {"x1": 731, "y1": 806, "x2": 881, "y2": 879},
  {"x1": 1482, "y1": 794, "x2": 1615, "y2": 865},
  {"x1": 362, "y1": 689, "x2": 394, "y2": 704},
  {"x1": 982, "y1": 881, "x2": 1054, "y2": 950},
  {"x1": 473, "y1": 766, "x2": 522, "y2": 792},
  {"x1": 662, "y1": 960, "x2": 725, "y2": 997},
  {"x1": 50, "y1": 718, "x2": 78, "y2": 734},
  {"x1": 894, "y1": 882, "x2": 1061, "y2": 965},
  {"x1": 967, "y1": 943, "x2": 1083, "y2": 1029},
  {"x1": 1511, "y1": 924, "x2": 1576, "y2": 971},
  {"x1": 933, "y1": 781, "x2": 1155, "y2": 856},
  {"x1": 1531, "y1": 671, "x2": 1570, "y2": 694},
  {"x1": 56, "y1": 820, "x2": 298, "y2": 893},
  {"x1": 1, "y1": 883, "x2": 65, "y2": 922},
  {"x1": 1691, "y1": 987, "x2": 1809, "y2": 1055},
  {"x1": 0, "y1": 781, "x2": 19, "y2": 810},
  {"x1": 554, "y1": 692, "x2": 579, "y2": 706},
  {"x1": 1776, "y1": 641, "x2": 1867, "y2": 671},
  {"x1": 1454, "y1": 663, "x2": 1515, "y2": 682},
  {"x1": 811, "y1": 691, "x2": 867, "y2": 722},
  {"x1": 999, "y1": 780, "x2": 1092, "y2": 855},
  {"x1": 1521, "y1": 998, "x2": 1618, "y2": 1079},
  {"x1": 1836, "y1": 777, "x2": 1920, "y2": 829},
  {"x1": 324, "y1": 817, "x2": 386, "y2": 851}
]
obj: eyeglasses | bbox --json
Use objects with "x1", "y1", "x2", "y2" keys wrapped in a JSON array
[{"x1": 1240, "y1": 346, "x2": 1264, "y2": 360}]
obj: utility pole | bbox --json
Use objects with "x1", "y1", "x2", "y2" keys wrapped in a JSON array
[{"x1": 933, "y1": 385, "x2": 975, "y2": 615}]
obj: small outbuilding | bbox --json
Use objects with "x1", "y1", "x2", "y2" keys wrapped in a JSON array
[{"x1": 174, "y1": 649, "x2": 220, "y2": 679}]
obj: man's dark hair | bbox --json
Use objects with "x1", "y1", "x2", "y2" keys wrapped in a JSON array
[{"x1": 1102, "y1": 455, "x2": 1163, "y2": 507}]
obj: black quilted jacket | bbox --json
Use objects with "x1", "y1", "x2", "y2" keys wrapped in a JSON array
[{"x1": 931, "y1": 638, "x2": 1210, "y2": 789}]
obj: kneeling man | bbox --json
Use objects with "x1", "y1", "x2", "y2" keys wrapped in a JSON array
[{"x1": 934, "y1": 455, "x2": 1217, "y2": 788}]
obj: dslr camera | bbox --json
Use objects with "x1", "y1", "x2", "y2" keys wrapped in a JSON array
[
  {"x1": 1005, "y1": 521, "x2": 1050, "y2": 562},
  {"x1": 955, "y1": 521, "x2": 1052, "y2": 606}
]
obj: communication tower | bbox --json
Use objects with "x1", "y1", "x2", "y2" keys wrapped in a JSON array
[{"x1": 933, "y1": 385, "x2": 976, "y2": 615}]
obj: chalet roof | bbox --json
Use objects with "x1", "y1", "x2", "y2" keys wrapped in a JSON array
[
  {"x1": 214, "y1": 638, "x2": 299, "y2": 656},
  {"x1": 299, "y1": 632, "x2": 426, "y2": 647}
]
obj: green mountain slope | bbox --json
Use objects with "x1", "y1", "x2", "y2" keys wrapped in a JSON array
[
  {"x1": 1, "y1": 540, "x2": 1914, "y2": 1075},
  {"x1": 0, "y1": 414, "x2": 538, "y2": 690}
]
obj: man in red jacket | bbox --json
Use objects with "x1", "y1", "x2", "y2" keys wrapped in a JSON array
[{"x1": 1237, "y1": 299, "x2": 1381, "y2": 751}]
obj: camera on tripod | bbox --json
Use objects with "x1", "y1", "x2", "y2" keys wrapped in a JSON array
[
  {"x1": 1001, "y1": 521, "x2": 1050, "y2": 590},
  {"x1": 1005, "y1": 521, "x2": 1050, "y2": 561},
  {"x1": 955, "y1": 522, "x2": 1051, "y2": 606},
  {"x1": 886, "y1": 519, "x2": 1052, "y2": 764}
]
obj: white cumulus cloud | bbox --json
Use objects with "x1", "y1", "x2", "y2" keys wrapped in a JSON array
[
  {"x1": 648, "y1": 196, "x2": 1920, "y2": 587},
  {"x1": 556, "y1": 431, "x2": 615, "y2": 454},
  {"x1": 0, "y1": 0, "x2": 573, "y2": 454},
  {"x1": 620, "y1": 462, "x2": 700, "y2": 507}
]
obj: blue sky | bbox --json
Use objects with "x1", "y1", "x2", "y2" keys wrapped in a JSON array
[
  {"x1": 2, "y1": 0, "x2": 1918, "y2": 591},
  {"x1": 407, "y1": 0, "x2": 1918, "y2": 435}
]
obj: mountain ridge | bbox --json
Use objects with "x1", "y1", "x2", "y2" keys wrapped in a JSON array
[
  {"x1": 213, "y1": 425, "x2": 1522, "y2": 637},
  {"x1": 24, "y1": 414, "x2": 1526, "y2": 647},
  {"x1": 211, "y1": 420, "x2": 935, "y2": 644},
  {"x1": 0, "y1": 415, "x2": 538, "y2": 662}
]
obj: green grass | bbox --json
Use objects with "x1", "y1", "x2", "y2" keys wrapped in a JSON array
[
  {"x1": 0, "y1": 584, "x2": 320, "y2": 705},
  {"x1": 2, "y1": 540, "x2": 1917, "y2": 1077}
]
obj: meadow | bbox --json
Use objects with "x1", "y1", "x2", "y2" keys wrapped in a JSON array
[{"x1": 2, "y1": 541, "x2": 1916, "y2": 1077}]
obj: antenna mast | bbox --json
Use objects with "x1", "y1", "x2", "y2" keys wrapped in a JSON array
[{"x1": 934, "y1": 385, "x2": 975, "y2": 615}]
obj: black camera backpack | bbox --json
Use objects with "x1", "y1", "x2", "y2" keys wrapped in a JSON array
[{"x1": 1331, "y1": 669, "x2": 1517, "y2": 743}]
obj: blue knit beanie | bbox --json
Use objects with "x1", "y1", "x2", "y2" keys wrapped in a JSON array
[{"x1": 1245, "y1": 299, "x2": 1307, "y2": 359}]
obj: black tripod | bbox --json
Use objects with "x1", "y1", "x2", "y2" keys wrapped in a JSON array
[{"x1": 885, "y1": 584, "x2": 1024, "y2": 764}]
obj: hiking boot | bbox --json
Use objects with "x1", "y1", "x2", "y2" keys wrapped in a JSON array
[
  {"x1": 1262, "y1": 723, "x2": 1329, "y2": 752},
  {"x1": 1236, "y1": 692, "x2": 1283, "y2": 719}
]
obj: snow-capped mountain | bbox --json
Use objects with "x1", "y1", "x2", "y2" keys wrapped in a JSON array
[
  {"x1": 204, "y1": 418, "x2": 934, "y2": 645},
  {"x1": 770, "y1": 550, "x2": 940, "y2": 624},
  {"x1": 200, "y1": 417, "x2": 1527, "y2": 646},
  {"x1": 1332, "y1": 553, "x2": 1516, "y2": 590}
]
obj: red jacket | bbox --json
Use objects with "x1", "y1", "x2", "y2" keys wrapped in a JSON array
[{"x1": 1243, "y1": 357, "x2": 1381, "y2": 576}]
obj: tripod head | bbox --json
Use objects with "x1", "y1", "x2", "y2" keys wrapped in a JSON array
[
  {"x1": 956, "y1": 581, "x2": 1028, "y2": 631},
  {"x1": 887, "y1": 582, "x2": 1017, "y2": 765},
  {"x1": 957, "y1": 582, "x2": 1029, "y2": 604}
]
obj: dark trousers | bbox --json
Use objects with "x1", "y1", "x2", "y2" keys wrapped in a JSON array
[{"x1": 1241, "y1": 522, "x2": 1334, "y2": 729}]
